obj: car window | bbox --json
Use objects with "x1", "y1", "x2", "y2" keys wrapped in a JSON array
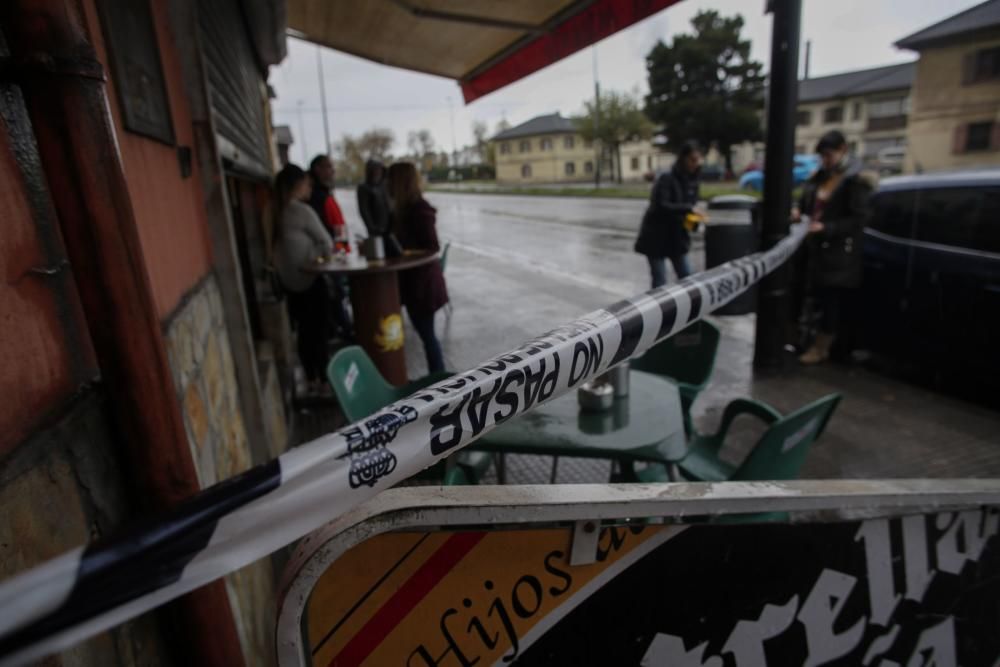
[
  {"x1": 869, "y1": 190, "x2": 915, "y2": 239},
  {"x1": 913, "y1": 186, "x2": 1000, "y2": 254}
]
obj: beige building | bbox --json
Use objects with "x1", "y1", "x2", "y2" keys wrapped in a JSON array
[
  {"x1": 492, "y1": 113, "x2": 666, "y2": 184},
  {"x1": 794, "y1": 62, "x2": 914, "y2": 163},
  {"x1": 896, "y1": 0, "x2": 1000, "y2": 172}
]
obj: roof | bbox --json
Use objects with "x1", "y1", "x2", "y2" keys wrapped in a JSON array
[
  {"x1": 799, "y1": 62, "x2": 915, "y2": 103},
  {"x1": 896, "y1": 0, "x2": 1000, "y2": 50},
  {"x1": 878, "y1": 167, "x2": 1000, "y2": 192},
  {"x1": 492, "y1": 113, "x2": 577, "y2": 141},
  {"x1": 286, "y1": 0, "x2": 681, "y2": 103}
]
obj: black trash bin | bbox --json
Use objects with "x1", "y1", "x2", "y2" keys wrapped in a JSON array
[{"x1": 705, "y1": 195, "x2": 759, "y2": 315}]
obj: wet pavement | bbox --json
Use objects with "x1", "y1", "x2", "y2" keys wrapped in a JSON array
[{"x1": 324, "y1": 189, "x2": 1000, "y2": 482}]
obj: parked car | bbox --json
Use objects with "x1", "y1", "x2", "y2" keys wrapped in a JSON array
[
  {"x1": 700, "y1": 163, "x2": 727, "y2": 182},
  {"x1": 860, "y1": 168, "x2": 1000, "y2": 396},
  {"x1": 871, "y1": 146, "x2": 906, "y2": 176},
  {"x1": 739, "y1": 154, "x2": 819, "y2": 192}
]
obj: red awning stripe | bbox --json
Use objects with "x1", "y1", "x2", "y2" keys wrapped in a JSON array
[
  {"x1": 460, "y1": 0, "x2": 682, "y2": 103},
  {"x1": 329, "y1": 531, "x2": 487, "y2": 666}
]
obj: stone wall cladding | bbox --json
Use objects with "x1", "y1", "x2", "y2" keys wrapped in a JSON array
[{"x1": 164, "y1": 274, "x2": 276, "y2": 664}]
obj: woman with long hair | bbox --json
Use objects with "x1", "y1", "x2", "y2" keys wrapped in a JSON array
[
  {"x1": 274, "y1": 163, "x2": 334, "y2": 393},
  {"x1": 386, "y1": 162, "x2": 449, "y2": 373}
]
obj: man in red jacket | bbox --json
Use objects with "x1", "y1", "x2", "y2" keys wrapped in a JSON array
[{"x1": 308, "y1": 155, "x2": 353, "y2": 340}]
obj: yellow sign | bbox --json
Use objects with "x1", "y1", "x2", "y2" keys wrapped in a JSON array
[
  {"x1": 374, "y1": 313, "x2": 403, "y2": 352},
  {"x1": 303, "y1": 524, "x2": 678, "y2": 666}
]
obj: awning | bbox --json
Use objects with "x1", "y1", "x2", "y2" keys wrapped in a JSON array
[{"x1": 286, "y1": 0, "x2": 681, "y2": 103}]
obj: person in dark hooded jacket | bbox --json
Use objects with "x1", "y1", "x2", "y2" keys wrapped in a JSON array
[
  {"x1": 634, "y1": 141, "x2": 704, "y2": 288},
  {"x1": 796, "y1": 130, "x2": 877, "y2": 364},
  {"x1": 357, "y1": 159, "x2": 391, "y2": 236}
]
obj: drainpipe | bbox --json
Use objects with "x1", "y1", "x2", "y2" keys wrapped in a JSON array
[
  {"x1": 754, "y1": 0, "x2": 802, "y2": 371},
  {"x1": 1, "y1": 2, "x2": 243, "y2": 664}
]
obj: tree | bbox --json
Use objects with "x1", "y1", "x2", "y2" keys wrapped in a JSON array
[
  {"x1": 406, "y1": 129, "x2": 437, "y2": 172},
  {"x1": 472, "y1": 121, "x2": 489, "y2": 163},
  {"x1": 576, "y1": 90, "x2": 653, "y2": 184},
  {"x1": 645, "y1": 10, "x2": 765, "y2": 174},
  {"x1": 333, "y1": 128, "x2": 395, "y2": 183},
  {"x1": 357, "y1": 128, "x2": 394, "y2": 161}
]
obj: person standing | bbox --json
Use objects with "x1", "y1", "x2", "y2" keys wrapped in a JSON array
[
  {"x1": 386, "y1": 162, "x2": 449, "y2": 373},
  {"x1": 273, "y1": 164, "x2": 333, "y2": 394},
  {"x1": 796, "y1": 130, "x2": 875, "y2": 365},
  {"x1": 634, "y1": 141, "x2": 705, "y2": 288},
  {"x1": 357, "y1": 159, "x2": 391, "y2": 236},
  {"x1": 308, "y1": 154, "x2": 353, "y2": 340},
  {"x1": 308, "y1": 155, "x2": 348, "y2": 241}
]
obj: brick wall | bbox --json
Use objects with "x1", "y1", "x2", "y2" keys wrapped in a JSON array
[{"x1": 163, "y1": 274, "x2": 277, "y2": 665}]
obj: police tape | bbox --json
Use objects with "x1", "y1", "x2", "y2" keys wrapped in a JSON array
[{"x1": 0, "y1": 223, "x2": 808, "y2": 665}]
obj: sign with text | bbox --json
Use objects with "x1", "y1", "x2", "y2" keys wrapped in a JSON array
[{"x1": 295, "y1": 509, "x2": 1000, "y2": 666}]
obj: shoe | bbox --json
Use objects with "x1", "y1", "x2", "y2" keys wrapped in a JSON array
[{"x1": 799, "y1": 333, "x2": 834, "y2": 365}]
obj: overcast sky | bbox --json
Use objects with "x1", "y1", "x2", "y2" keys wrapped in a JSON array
[{"x1": 270, "y1": 0, "x2": 978, "y2": 164}]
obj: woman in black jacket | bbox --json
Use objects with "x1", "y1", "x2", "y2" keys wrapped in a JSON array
[
  {"x1": 797, "y1": 130, "x2": 877, "y2": 364},
  {"x1": 634, "y1": 141, "x2": 704, "y2": 288}
]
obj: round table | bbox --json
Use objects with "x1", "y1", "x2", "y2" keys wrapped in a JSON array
[{"x1": 309, "y1": 251, "x2": 438, "y2": 385}]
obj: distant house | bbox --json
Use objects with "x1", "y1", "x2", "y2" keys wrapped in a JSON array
[
  {"x1": 794, "y1": 62, "x2": 915, "y2": 162},
  {"x1": 895, "y1": 0, "x2": 1000, "y2": 172},
  {"x1": 491, "y1": 112, "x2": 667, "y2": 184}
]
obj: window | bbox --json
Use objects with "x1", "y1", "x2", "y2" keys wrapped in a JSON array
[
  {"x1": 868, "y1": 97, "x2": 907, "y2": 119},
  {"x1": 865, "y1": 136, "x2": 905, "y2": 159},
  {"x1": 796, "y1": 109, "x2": 812, "y2": 126},
  {"x1": 647, "y1": 155, "x2": 653, "y2": 169},
  {"x1": 869, "y1": 190, "x2": 916, "y2": 239},
  {"x1": 852, "y1": 102, "x2": 862, "y2": 121},
  {"x1": 823, "y1": 106, "x2": 844, "y2": 124},
  {"x1": 584, "y1": 161, "x2": 594, "y2": 174},
  {"x1": 540, "y1": 138, "x2": 553, "y2": 151},
  {"x1": 964, "y1": 46, "x2": 1000, "y2": 84},
  {"x1": 583, "y1": 138, "x2": 593, "y2": 148},
  {"x1": 519, "y1": 140, "x2": 531, "y2": 153},
  {"x1": 795, "y1": 145, "x2": 806, "y2": 154},
  {"x1": 965, "y1": 121, "x2": 994, "y2": 152},
  {"x1": 849, "y1": 141, "x2": 858, "y2": 154},
  {"x1": 630, "y1": 157, "x2": 640, "y2": 170},
  {"x1": 521, "y1": 164, "x2": 532, "y2": 178},
  {"x1": 564, "y1": 162, "x2": 575, "y2": 176},
  {"x1": 912, "y1": 186, "x2": 1000, "y2": 254},
  {"x1": 564, "y1": 136, "x2": 575, "y2": 149},
  {"x1": 500, "y1": 142, "x2": 511, "y2": 154}
]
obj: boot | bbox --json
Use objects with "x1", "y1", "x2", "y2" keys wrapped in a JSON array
[{"x1": 799, "y1": 333, "x2": 834, "y2": 365}]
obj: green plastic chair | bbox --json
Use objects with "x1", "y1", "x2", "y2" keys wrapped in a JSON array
[
  {"x1": 638, "y1": 393, "x2": 841, "y2": 484},
  {"x1": 630, "y1": 320, "x2": 721, "y2": 433},
  {"x1": 326, "y1": 346, "x2": 489, "y2": 483}
]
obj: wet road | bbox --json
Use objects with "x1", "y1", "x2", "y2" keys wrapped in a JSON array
[{"x1": 338, "y1": 189, "x2": 705, "y2": 300}]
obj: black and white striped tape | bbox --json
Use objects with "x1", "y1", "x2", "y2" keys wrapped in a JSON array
[{"x1": 0, "y1": 222, "x2": 808, "y2": 665}]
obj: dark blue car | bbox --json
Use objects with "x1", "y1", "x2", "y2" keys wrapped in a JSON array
[{"x1": 861, "y1": 168, "x2": 1000, "y2": 394}]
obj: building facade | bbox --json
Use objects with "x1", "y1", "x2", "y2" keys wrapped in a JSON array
[
  {"x1": 492, "y1": 113, "x2": 668, "y2": 184},
  {"x1": 896, "y1": 0, "x2": 1000, "y2": 172},
  {"x1": 794, "y1": 62, "x2": 914, "y2": 163},
  {"x1": 0, "y1": 1, "x2": 290, "y2": 664}
]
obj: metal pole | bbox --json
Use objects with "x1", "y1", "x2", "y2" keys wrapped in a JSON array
[
  {"x1": 447, "y1": 96, "x2": 457, "y2": 166},
  {"x1": 592, "y1": 45, "x2": 601, "y2": 188},
  {"x1": 753, "y1": 0, "x2": 802, "y2": 371},
  {"x1": 297, "y1": 99, "x2": 308, "y2": 165},
  {"x1": 317, "y1": 46, "x2": 331, "y2": 154}
]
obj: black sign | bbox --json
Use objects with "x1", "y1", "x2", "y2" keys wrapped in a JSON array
[
  {"x1": 96, "y1": 0, "x2": 175, "y2": 145},
  {"x1": 518, "y1": 510, "x2": 1000, "y2": 666}
]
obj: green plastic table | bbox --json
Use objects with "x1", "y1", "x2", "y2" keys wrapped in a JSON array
[{"x1": 469, "y1": 370, "x2": 688, "y2": 483}]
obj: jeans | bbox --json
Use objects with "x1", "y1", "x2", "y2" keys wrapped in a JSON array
[
  {"x1": 647, "y1": 253, "x2": 692, "y2": 288},
  {"x1": 409, "y1": 311, "x2": 445, "y2": 373}
]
